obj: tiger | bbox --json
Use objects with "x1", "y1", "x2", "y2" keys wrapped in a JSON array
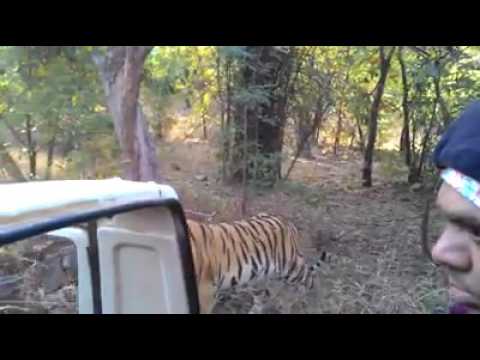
[{"x1": 186, "y1": 212, "x2": 330, "y2": 314}]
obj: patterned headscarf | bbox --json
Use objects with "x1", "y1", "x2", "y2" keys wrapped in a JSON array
[{"x1": 441, "y1": 168, "x2": 480, "y2": 209}]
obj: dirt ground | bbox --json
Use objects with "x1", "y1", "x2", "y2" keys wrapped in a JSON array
[{"x1": 0, "y1": 139, "x2": 449, "y2": 314}]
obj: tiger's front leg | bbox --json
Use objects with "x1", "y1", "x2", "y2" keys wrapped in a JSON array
[{"x1": 197, "y1": 281, "x2": 217, "y2": 314}]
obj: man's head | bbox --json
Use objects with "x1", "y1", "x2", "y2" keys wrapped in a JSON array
[{"x1": 432, "y1": 101, "x2": 480, "y2": 314}]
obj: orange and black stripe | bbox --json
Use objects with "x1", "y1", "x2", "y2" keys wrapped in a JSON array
[{"x1": 186, "y1": 213, "x2": 330, "y2": 299}]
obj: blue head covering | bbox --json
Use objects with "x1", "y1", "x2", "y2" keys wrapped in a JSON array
[{"x1": 433, "y1": 101, "x2": 480, "y2": 182}]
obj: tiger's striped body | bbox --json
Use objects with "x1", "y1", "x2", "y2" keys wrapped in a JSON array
[{"x1": 186, "y1": 213, "x2": 327, "y2": 313}]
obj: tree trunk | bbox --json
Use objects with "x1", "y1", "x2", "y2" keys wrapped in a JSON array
[
  {"x1": 356, "y1": 116, "x2": 366, "y2": 153},
  {"x1": 333, "y1": 108, "x2": 343, "y2": 156},
  {"x1": 413, "y1": 125, "x2": 434, "y2": 183},
  {"x1": 228, "y1": 46, "x2": 292, "y2": 187},
  {"x1": 223, "y1": 58, "x2": 233, "y2": 182},
  {"x1": 216, "y1": 55, "x2": 227, "y2": 182},
  {"x1": 408, "y1": 62, "x2": 445, "y2": 184},
  {"x1": 362, "y1": 46, "x2": 396, "y2": 187},
  {"x1": 45, "y1": 133, "x2": 57, "y2": 180},
  {"x1": 398, "y1": 47, "x2": 412, "y2": 167},
  {"x1": 414, "y1": 95, "x2": 439, "y2": 182},
  {"x1": 408, "y1": 110, "x2": 419, "y2": 183},
  {"x1": 3, "y1": 115, "x2": 37, "y2": 179},
  {"x1": 400, "y1": 127, "x2": 406, "y2": 151},
  {"x1": 202, "y1": 112, "x2": 207, "y2": 140},
  {"x1": 241, "y1": 105, "x2": 249, "y2": 216},
  {"x1": 25, "y1": 114, "x2": 37, "y2": 179},
  {"x1": 296, "y1": 113, "x2": 314, "y2": 159},
  {"x1": 92, "y1": 46, "x2": 160, "y2": 182},
  {"x1": 60, "y1": 131, "x2": 75, "y2": 158},
  {"x1": 284, "y1": 101, "x2": 328, "y2": 181},
  {"x1": 349, "y1": 130, "x2": 356, "y2": 150},
  {"x1": 433, "y1": 69, "x2": 450, "y2": 127}
]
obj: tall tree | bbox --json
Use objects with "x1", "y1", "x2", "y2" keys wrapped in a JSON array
[
  {"x1": 228, "y1": 46, "x2": 293, "y2": 187},
  {"x1": 362, "y1": 46, "x2": 396, "y2": 187},
  {"x1": 398, "y1": 46, "x2": 412, "y2": 167},
  {"x1": 92, "y1": 46, "x2": 161, "y2": 182}
]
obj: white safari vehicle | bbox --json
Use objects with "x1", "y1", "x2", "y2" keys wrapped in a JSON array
[{"x1": 0, "y1": 178, "x2": 200, "y2": 314}]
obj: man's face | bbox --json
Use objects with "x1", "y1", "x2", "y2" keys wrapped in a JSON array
[{"x1": 432, "y1": 182, "x2": 480, "y2": 313}]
